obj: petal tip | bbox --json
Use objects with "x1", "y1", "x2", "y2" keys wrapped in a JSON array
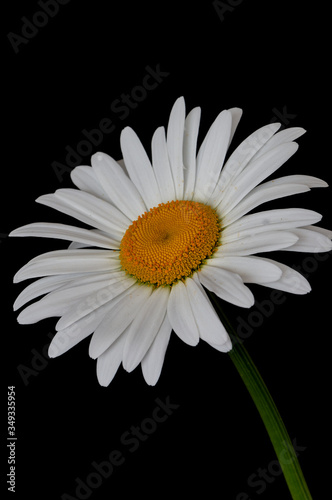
[
  {"x1": 88, "y1": 342, "x2": 99, "y2": 360},
  {"x1": 91, "y1": 152, "x2": 105, "y2": 163},
  {"x1": 48, "y1": 347, "x2": 55, "y2": 358},
  {"x1": 13, "y1": 272, "x2": 22, "y2": 284},
  {"x1": 16, "y1": 311, "x2": 27, "y2": 324}
]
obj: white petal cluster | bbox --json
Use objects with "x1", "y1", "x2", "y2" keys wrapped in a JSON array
[{"x1": 11, "y1": 97, "x2": 332, "y2": 386}]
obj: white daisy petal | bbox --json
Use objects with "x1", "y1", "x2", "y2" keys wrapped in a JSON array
[
  {"x1": 222, "y1": 208, "x2": 322, "y2": 242},
  {"x1": 256, "y1": 258, "x2": 311, "y2": 295},
  {"x1": 167, "y1": 280, "x2": 200, "y2": 346},
  {"x1": 283, "y1": 228, "x2": 332, "y2": 253},
  {"x1": 89, "y1": 283, "x2": 152, "y2": 359},
  {"x1": 91, "y1": 152, "x2": 146, "y2": 220},
  {"x1": 191, "y1": 274, "x2": 233, "y2": 352},
  {"x1": 228, "y1": 107, "x2": 243, "y2": 144},
  {"x1": 55, "y1": 275, "x2": 135, "y2": 331},
  {"x1": 68, "y1": 241, "x2": 89, "y2": 249},
  {"x1": 223, "y1": 184, "x2": 310, "y2": 226},
  {"x1": 224, "y1": 122, "x2": 281, "y2": 173},
  {"x1": 54, "y1": 189, "x2": 130, "y2": 235},
  {"x1": 70, "y1": 165, "x2": 110, "y2": 201},
  {"x1": 116, "y1": 158, "x2": 128, "y2": 176},
  {"x1": 274, "y1": 175, "x2": 328, "y2": 189},
  {"x1": 195, "y1": 110, "x2": 232, "y2": 201},
  {"x1": 96, "y1": 331, "x2": 128, "y2": 387},
  {"x1": 166, "y1": 96, "x2": 186, "y2": 199},
  {"x1": 36, "y1": 190, "x2": 128, "y2": 239},
  {"x1": 67, "y1": 229, "x2": 117, "y2": 249},
  {"x1": 199, "y1": 266, "x2": 254, "y2": 308},
  {"x1": 151, "y1": 127, "x2": 176, "y2": 203},
  {"x1": 10, "y1": 222, "x2": 119, "y2": 249},
  {"x1": 123, "y1": 286, "x2": 170, "y2": 373},
  {"x1": 186, "y1": 276, "x2": 231, "y2": 348},
  {"x1": 120, "y1": 127, "x2": 161, "y2": 209},
  {"x1": 13, "y1": 249, "x2": 120, "y2": 283},
  {"x1": 209, "y1": 123, "x2": 281, "y2": 207},
  {"x1": 219, "y1": 142, "x2": 299, "y2": 215},
  {"x1": 208, "y1": 339, "x2": 233, "y2": 352},
  {"x1": 55, "y1": 269, "x2": 126, "y2": 288},
  {"x1": 183, "y1": 107, "x2": 201, "y2": 200},
  {"x1": 223, "y1": 173, "x2": 328, "y2": 225},
  {"x1": 36, "y1": 193, "x2": 109, "y2": 234},
  {"x1": 36, "y1": 193, "x2": 94, "y2": 227},
  {"x1": 254, "y1": 127, "x2": 306, "y2": 159},
  {"x1": 17, "y1": 281, "x2": 105, "y2": 324},
  {"x1": 141, "y1": 314, "x2": 172, "y2": 386},
  {"x1": 13, "y1": 274, "x2": 84, "y2": 311},
  {"x1": 48, "y1": 299, "x2": 116, "y2": 358},
  {"x1": 206, "y1": 256, "x2": 282, "y2": 283},
  {"x1": 303, "y1": 225, "x2": 332, "y2": 239},
  {"x1": 220, "y1": 231, "x2": 299, "y2": 256},
  {"x1": 17, "y1": 273, "x2": 122, "y2": 324}
]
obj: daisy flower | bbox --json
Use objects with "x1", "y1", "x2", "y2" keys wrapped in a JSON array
[{"x1": 10, "y1": 97, "x2": 332, "y2": 386}]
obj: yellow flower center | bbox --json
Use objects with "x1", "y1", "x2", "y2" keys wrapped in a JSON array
[{"x1": 120, "y1": 200, "x2": 221, "y2": 286}]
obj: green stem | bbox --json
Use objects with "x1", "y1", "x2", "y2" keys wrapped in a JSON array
[{"x1": 209, "y1": 293, "x2": 312, "y2": 500}]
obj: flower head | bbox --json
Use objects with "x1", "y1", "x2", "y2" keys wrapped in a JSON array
[{"x1": 11, "y1": 97, "x2": 332, "y2": 386}]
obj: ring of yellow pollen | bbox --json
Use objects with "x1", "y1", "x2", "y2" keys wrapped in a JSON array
[{"x1": 120, "y1": 200, "x2": 221, "y2": 287}]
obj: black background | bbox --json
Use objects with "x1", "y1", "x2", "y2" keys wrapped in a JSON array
[{"x1": 2, "y1": 1, "x2": 331, "y2": 499}]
